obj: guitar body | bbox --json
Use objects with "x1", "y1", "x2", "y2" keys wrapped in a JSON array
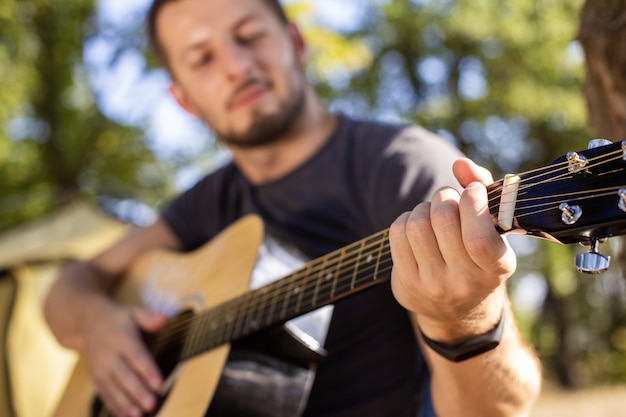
[{"x1": 52, "y1": 215, "x2": 264, "y2": 417}]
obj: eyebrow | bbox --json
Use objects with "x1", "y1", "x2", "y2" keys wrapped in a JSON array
[{"x1": 179, "y1": 13, "x2": 262, "y2": 60}]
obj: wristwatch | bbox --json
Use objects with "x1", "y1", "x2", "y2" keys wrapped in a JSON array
[{"x1": 418, "y1": 308, "x2": 506, "y2": 362}]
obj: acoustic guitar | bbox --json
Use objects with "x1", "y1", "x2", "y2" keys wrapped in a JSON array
[{"x1": 52, "y1": 139, "x2": 626, "y2": 417}]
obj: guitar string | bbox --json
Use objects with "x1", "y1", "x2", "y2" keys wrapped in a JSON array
[
  {"x1": 153, "y1": 231, "x2": 392, "y2": 355},
  {"x1": 486, "y1": 148, "x2": 625, "y2": 206},
  {"x1": 503, "y1": 187, "x2": 626, "y2": 222},
  {"x1": 162, "y1": 148, "x2": 622, "y2": 330},
  {"x1": 152, "y1": 150, "x2": 626, "y2": 355},
  {"x1": 151, "y1": 232, "x2": 392, "y2": 356},
  {"x1": 157, "y1": 193, "x2": 624, "y2": 358},
  {"x1": 152, "y1": 152, "x2": 626, "y2": 356},
  {"x1": 485, "y1": 151, "x2": 625, "y2": 223},
  {"x1": 157, "y1": 172, "x2": 620, "y2": 355}
]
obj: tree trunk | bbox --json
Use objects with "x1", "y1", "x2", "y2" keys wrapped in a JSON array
[
  {"x1": 578, "y1": 0, "x2": 626, "y2": 366},
  {"x1": 577, "y1": 0, "x2": 626, "y2": 142}
]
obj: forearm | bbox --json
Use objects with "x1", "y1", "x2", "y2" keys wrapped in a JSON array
[
  {"x1": 414, "y1": 299, "x2": 541, "y2": 416},
  {"x1": 43, "y1": 261, "x2": 118, "y2": 351}
]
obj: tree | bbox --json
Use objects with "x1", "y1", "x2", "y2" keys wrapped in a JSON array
[
  {"x1": 578, "y1": 0, "x2": 626, "y2": 142},
  {"x1": 0, "y1": 0, "x2": 171, "y2": 232},
  {"x1": 573, "y1": 0, "x2": 626, "y2": 386}
]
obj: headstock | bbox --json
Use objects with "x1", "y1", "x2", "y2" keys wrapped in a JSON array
[{"x1": 488, "y1": 139, "x2": 626, "y2": 274}]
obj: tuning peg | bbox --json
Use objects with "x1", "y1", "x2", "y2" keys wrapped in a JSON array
[
  {"x1": 587, "y1": 138, "x2": 612, "y2": 148},
  {"x1": 575, "y1": 239, "x2": 610, "y2": 274}
]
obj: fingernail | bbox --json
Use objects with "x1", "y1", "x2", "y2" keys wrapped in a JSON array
[
  {"x1": 143, "y1": 394, "x2": 155, "y2": 409},
  {"x1": 151, "y1": 376, "x2": 162, "y2": 391}
]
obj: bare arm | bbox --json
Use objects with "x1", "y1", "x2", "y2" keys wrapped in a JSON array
[
  {"x1": 43, "y1": 217, "x2": 182, "y2": 417},
  {"x1": 389, "y1": 158, "x2": 541, "y2": 416}
]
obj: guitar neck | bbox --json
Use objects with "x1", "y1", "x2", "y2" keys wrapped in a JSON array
[
  {"x1": 155, "y1": 139, "x2": 626, "y2": 363},
  {"x1": 178, "y1": 229, "x2": 393, "y2": 360}
]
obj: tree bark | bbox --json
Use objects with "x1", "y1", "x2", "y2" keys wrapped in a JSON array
[
  {"x1": 577, "y1": 0, "x2": 626, "y2": 141},
  {"x1": 578, "y1": 0, "x2": 626, "y2": 355}
]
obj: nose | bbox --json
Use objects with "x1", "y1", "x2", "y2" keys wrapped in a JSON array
[{"x1": 220, "y1": 39, "x2": 254, "y2": 81}]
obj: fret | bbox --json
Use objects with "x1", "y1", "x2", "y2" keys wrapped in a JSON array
[
  {"x1": 249, "y1": 286, "x2": 269, "y2": 333},
  {"x1": 372, "y1": 230, "x2": 386, "y2": 280},
  {"x1": 279, "y1": 274, "x2": 298, "y2": 321},
  {"x1": 302, "y1": 257, "x2": 324, "y2": 309},
  {"x1": 231, "y1": 297, "x2": 250, "y2": 340},
  {"x1": 182, "y1": 311, "x2": 217, "y2": 359},
  {"x1": 188, "y1": 316, "x2": 205, "y2": 352},
  {"x1": 350, "y1": 240, "x2": 365, "y2": 290},
  {"x1": 293, "y1": 266, "x2": 308, "y2": 314},
  {"x1": 212, "y1": 305, "x2": 234, "y2": 348},
  {"x1": 178, "y1": 229, "x2": 393, "y2": 361},
  {"x1": 325, "y1": 250, "x2": 343, "y2": 303},
  {"x1": 283, "y1": 264, "x2": 319, "y2": 319},
  {"x1": 311, "y1": 257, "x2": 327, "y2": 307},
  {"x1": 190, "y1": 312, "x2": 211, "y2": 356},
  {"x1": 222, "y1": 312, "x2": 236, "y2": 344},
  {"x1": 264, "y1": 284, "x2": 279, "y2": 327},
  {"x1": 206, "y1": 315, "x2": 219, "y2": 348},
  {"x1": 352, "y1": 233, "x2": 382, "y2": 288},
  {"x1": 333, "y1": 244, "x2": 360, "y2": 298}
]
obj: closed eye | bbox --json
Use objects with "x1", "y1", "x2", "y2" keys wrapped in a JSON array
[
  {"x1": 191, "y1": 52, "x2": 213, "y2": 68},
  {"x1": 237, "y1": 30, "x2": 267, "y2": 45}
]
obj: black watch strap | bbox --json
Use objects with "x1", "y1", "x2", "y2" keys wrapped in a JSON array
[{"x1": 419, "y1": 308, "x2": 506, "y2": 362}]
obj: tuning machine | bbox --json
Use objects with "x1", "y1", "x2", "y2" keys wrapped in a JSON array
[{"x1": 575, "y1": 238, "x2": 610, "y2": 274}]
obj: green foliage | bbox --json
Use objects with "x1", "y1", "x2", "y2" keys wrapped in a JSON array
[
  {"x1": 0, "y1": 0, "x2": 173, "y2": 231},
  {"x1": 295, "y1": 0, "x2": 592, "y2": 176}
]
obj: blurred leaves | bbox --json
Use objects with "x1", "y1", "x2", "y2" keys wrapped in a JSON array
[{"x1": 0, "y1": 0, "x2": 172, "y2": 230}]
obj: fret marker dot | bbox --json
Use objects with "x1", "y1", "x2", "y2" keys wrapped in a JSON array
[{"x1": 326, "y1": 273, "x2": 333, "y2": 281}]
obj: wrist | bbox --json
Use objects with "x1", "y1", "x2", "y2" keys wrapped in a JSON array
[
  {"x1": 418, "y1": 307, "x2": 506, "y2": 362},
  {"x1": 416, "y1": 292, "x2": 505, "y2": 344}
]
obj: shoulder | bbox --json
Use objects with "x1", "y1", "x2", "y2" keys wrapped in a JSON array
[{"x1": 336, "y1": 114, "x2": 462, "y2": 167}]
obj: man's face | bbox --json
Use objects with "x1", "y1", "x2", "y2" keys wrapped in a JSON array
[{"x1": 157, "y1": 0, "x2": 307, "y2": 147}]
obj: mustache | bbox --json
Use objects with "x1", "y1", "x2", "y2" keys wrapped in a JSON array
[{"x1": 227, "y1": 78, "x2": 271, "y2": 108}]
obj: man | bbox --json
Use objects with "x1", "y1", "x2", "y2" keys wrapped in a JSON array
[{"x1": 44, "y1": 0, "x2": 542, "y2": 416}]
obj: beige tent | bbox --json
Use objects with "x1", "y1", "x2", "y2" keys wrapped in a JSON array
[{"x1": 0, "y1": 203, "x2": 127, "y2": 417}]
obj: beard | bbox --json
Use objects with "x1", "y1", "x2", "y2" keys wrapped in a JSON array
[{"x1": 214, "y1": 78, "x2": 306, "y2": 149}]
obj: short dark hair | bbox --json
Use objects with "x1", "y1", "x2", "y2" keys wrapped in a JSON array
[{"x1": 146, "y1": 0, "x2": 289, "y2": 68}]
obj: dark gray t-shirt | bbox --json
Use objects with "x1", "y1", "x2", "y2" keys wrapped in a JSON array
[{"x1": 162, "y1": 114, "x2": 463, "y2": 416}]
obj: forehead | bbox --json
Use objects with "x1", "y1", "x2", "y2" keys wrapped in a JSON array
[{"x1": 157, "y1": 0, "x2": 277, "y2": 46}]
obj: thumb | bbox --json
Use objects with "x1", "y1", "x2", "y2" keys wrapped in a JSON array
[
  {"x1": 452, "y1": 158, "x2": 494, "y2": 188},
  {"x1": 131, "y1": 308, "x2": 168, "y2": 332}
]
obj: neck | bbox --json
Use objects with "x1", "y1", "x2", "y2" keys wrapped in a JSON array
[{"x1": 229, "y1": 91, "x2": 337, "y2": 185}]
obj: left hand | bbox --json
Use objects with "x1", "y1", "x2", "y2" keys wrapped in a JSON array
[{"x1": 389, "y1": 158, "x2": 516, "y2": 343}]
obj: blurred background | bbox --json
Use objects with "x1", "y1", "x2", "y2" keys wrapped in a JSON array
[{"x1": 1, "y1": 0, "x2": 626, "y2": 415}]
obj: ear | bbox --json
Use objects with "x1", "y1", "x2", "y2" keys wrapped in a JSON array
[
  {"x1": 169, "y1": 82, "x2": 200, "y2": 117},
  {"x1": 287, "y1": 23, "x2": 308, "y2": 68}
]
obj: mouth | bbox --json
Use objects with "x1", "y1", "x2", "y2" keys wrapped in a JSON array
[{"x1": 228, "y1": 80, "x2": 271, "y2": 111}]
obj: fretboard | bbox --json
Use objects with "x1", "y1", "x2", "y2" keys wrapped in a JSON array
[
  {"x1": 175, "y1": 228, "x2": 393, "y2": 360},
  {"x1": 152, "y1": 185, "x2": 511, "y2": 362}
]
